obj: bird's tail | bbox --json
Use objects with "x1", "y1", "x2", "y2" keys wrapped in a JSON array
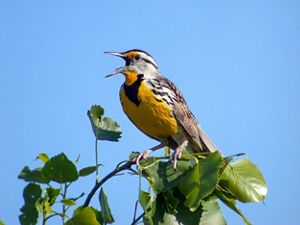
[{"x1": 198, "y1": 126, "x2": 219, "y2": 152}]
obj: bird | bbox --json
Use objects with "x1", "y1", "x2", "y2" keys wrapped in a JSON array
[{"x1": 105, "y1": 49, "x2": 218, "y2": 168}]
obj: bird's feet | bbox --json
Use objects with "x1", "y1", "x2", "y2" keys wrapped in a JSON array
[
  {"x1": 171, "y1": 148, "x2": 182, "y2": 169},
  {"x1": 171, "y1": 140, "x2": 188, "y2": 169},
  {"x1": 134, "y1": 150, "x2": 153, "y2": 169},
  {"x1": 133, "y1": 144, "x2": 164, "y2": 169}
]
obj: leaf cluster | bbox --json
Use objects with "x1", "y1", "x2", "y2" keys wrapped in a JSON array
[
  {"x1": 18, "y1": 153, "x2": 106, "y2": 225},
  {"x1": 18, "y1": 105, "x2": 121, "y2": 225},
  {"x1": 17, "y1": 104, "x2": 267, "y2": 225},
  {"x1": 138, "y1": 151, "x2": 267, "y2": 225}
]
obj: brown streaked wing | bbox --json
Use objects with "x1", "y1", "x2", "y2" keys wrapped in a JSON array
[{"x1": 157, "y1": 76, "x2": 218, "y2": 153}]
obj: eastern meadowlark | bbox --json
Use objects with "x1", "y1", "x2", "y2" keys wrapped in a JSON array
[{"x1": 105, "y1": 49, "x2": 218, "y2": 168}]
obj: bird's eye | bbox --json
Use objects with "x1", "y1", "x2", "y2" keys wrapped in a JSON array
[{"x1": 135, "y1": 54, "x2": 140, "y2": 60}]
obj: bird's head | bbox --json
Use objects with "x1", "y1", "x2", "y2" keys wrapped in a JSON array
[{"x1": 105, "y1": 49, "x2": 160, "y2": 85}]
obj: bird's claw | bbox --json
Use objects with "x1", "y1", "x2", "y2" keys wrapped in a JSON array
[
  {"x1": 134, "y1": 150, "x2": 153, "y2": 169},
  {"x1": 171, "y1": 148, "x2": 182, "y2": 170}
]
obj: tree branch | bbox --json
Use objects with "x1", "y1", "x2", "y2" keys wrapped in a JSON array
[
  {"x1": 83, "y1": 152, "x2": 213, "y2": 207},
  {"x1": 83, "y1": 160, "x2": 134, "y2": 207},
  {"x1": 131, "y1": 212, "x2": 145, "y2": 225}
]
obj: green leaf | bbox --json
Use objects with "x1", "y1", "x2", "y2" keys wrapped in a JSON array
[
  {"x1": 150, "y1": 193, "x2": 226, "y2": 225},
  {"x1": 23, "y1": 183, "x2": 42, "y2": 205},
  {"x1": 220, "y1": 159, "x2": 267, "y2": 202},
  {"x1": 163, "y1": 190, "x2": 180, "y2": 210},
  {"x1": 19, "y1": 205, "x2": 38, "y2": 225},
  {"x1": 35, "y1": 197, "x2": 53, "y2": 216},
  {"x1": 43, "y1": 198, "x2": 53, "y2": 215},
  {"x1": 65, "y1": 207, "x2": 100, "y2": 225},
  {"x1": 36, "y1": 197, "x2": 55, "y2": 219},
  {"x1": 79, "y1": 165, "x2": 102, "y2": 177},
  {"x1": 99, "y1": 188, "x2": 114, "y2": 224},
  {"x1": 139, "y1": 190, "x2": 152, "y2": 210},
  {"x1": 215, "y1": 188, "x2": 251, "y2": 225},
  {"x1": 199, "y1": 198, "x2": 226, "y2": 225},
  {"x1": 36, "y1": 153, "x2": 49, "y2": 163},
  {"x1": 91, "y1": 207, "x2": 104, "y2": 225},
  {"x1": 61, "y1": 199, "x2": 76, "y2": 206},
  {"x1": 152, "y1": 193, "x2": 203, "y2": 225},
  {"x1": 42, "y1": 153, "x2": 79, "y2": 183},
  {"x1": 151, "y1": 194, "x2": 179, "y2": 225},
  {"x1": 0, "y1": 219, "x2": 4, "y2": 225},
  {"x1": 19, "y1": 183, "x2": 41, "y2": 225},
  {"x1": 45, "y1": 187, "x2": 60, "y2": 205},
  {"x1": 18, "y1": 166, "x2": 50, "y2": 184},
  {"x1": 139, "y1": 190, "x2": 154, "y2": 223},
  {"x1": 128, "y1": 152, "x2": 139, "y2": 161},
  {"x1": 88, "y1": 105, "x2": 122, "y2": 142},
  {"x1": 141, "y1": 156, "x2": 195, "y2": 193},
  {"x1": 178, "y1": 151, "x2": 224, "y2": 211}
]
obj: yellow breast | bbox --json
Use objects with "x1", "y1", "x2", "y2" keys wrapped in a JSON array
[{"x1": 120, "y1": 81, "x2": 178, "y2": 140}]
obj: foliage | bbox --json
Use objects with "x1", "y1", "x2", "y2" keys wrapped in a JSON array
[
  {"x1": 87, "y1": 105, "x2": 121, "y2": 142},
  {"x1": 18, "y1": 104, "x2": 267, "y2": 225}
]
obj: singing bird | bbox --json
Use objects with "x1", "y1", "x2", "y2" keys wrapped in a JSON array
[{"x1": 105, "y1": 49, "x2": 217, "y2": 168}]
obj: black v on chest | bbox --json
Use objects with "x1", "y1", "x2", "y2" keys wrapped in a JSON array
[{"x1": 123, "y1": 74, "x2": 144, "y2": 106}]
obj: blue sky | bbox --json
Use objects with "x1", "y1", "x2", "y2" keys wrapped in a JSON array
[{"x1": 1, "y1": 1, "x2": 300, "y2": 224}]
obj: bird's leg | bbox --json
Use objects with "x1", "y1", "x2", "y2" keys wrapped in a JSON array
[
  {"x1": 171, "y1": 140, "x2": 188, "y2": 169},
  {"x1": 135, "y1": 143, "x2": 164, "y2": 168}
]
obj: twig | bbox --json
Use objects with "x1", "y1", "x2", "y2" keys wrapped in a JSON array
[
  {"x1": 95, "y1": 139, "x2": 99, "y2": 182},
  {"x1": 131, "y1": 212, "x2": 145, "y2": 225},
  {"x1": 44, "y1": 212, "x2": 65, "y2": 223},
  {"x1": 83, "y1": 160, "x2": 134, "y2": 207},
  {"x1": 62, "y1": 183, "x2": 68, "y2": 224},
  {"x1": 132, "y1": 201, "x2": 139, "y2": 223}
]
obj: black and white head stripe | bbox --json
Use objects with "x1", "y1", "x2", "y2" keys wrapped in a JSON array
[
  {"x1": 122, "y1": 49, "x2": 158, "y2": 69},
  {"x1": 122, "y1": 49, "x2": 153, "y2": 57}
]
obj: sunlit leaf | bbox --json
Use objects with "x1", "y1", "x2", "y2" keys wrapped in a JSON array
[
  {"x1": 79, "y1": 165, "x2": 102, "y2": 177},
  {"x1": 139, "y1": 190, "x2": 152, "y2": 210},
  {"x1": 45, "y1": 187, "x2": 60, "y2": 205},
  {"x1": 199, "y1": 198, "x2": 226, "y2": 225},
  {"x1": 35, "y1": 196, "x2": 53, "y2": 217},
  {"x1": 42, "y1": 153, "x2": 79, "y2": 183},
  {"x1": 65, "y1": 207, "x2": 100, "y2": 225},
  {"x1": 0, "y1": 219, "x2": 5, "y2": 225},
  {"x1": 91, "y1": 207, "x2": 104, "y2": 225},
  {"x1": 99, "y1": 188, "x2": 114, "y2": 224},
  {"x1": 178, "y1": 151, "x2": 224, "y2": 211},
  {"x1": 61, "y1": 199, "x2": 76, "y2": 206},
  {"x1": 139, "y1": 190, "x2": 154, "y2": 223},
  {"x1": 36, "y1": 153, "x2": 49, "y2": 163},
  {"x1": 43, "y1": 198, "x2": 53, "y2": 215},
  {"x1": 215, "y1": 188, "x2": 251, "y2": 225},
  {"x1": 18, "y1": 166, "x2": 50, "y2": 184},
  {"x1": 88, "y1": 105, "x2": 122, "y2": 142},
  {"x1": 220, "y1": 159, "x2": 267, "y2": 202}
]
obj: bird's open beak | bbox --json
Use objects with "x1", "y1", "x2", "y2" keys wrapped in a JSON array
[
  {"x1": 104, "y1": 51, "x2": 125, "y2": 58},
  {"x1": 105, "y1": 66, "x2": 128, "y2": 78},
  {"x1": 104, "y1": 51, "x2": 128, "y2": 78}
]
